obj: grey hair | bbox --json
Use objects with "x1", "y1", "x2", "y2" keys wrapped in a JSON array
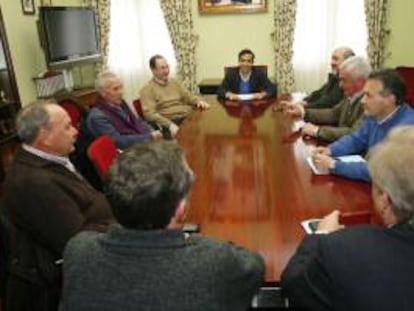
[
  {"x1": 386, "y1": 125, "x2": 414, "y2": 142},
  {"x1": 340, "y1": 55, "x2": 371, "y2": 80},
  {"x1": 16, "y1": 100, "x2": 56, "y2": 144},
  {"x1": 368, "y1": 125, "x2": 414, "y2": 223},
  {"x1": 95, "y1": 71, "x2": 119, "y2": 93}
]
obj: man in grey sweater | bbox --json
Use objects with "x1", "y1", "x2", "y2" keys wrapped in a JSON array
[{"x1": 59, "y1": 141, "x2": 264, "y2": 311}]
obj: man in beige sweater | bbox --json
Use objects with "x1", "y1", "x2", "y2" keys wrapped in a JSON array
[{"x1": 140, "y1": 55, "x2": 209, "y2": 138}]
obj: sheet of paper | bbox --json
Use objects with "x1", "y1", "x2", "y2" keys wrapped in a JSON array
[
  {"x1": 306, "y1": 157, "x2": 329, "y2": 175},
  {"x1": 337, "y1": 154, "x2": 366, "y2": 163},
  {"x1": 238, "y1": 94, "x2": 255, "y2": 101},
  {"x1": 306, "y1": 154, "x2": 365, "y2": 175}
]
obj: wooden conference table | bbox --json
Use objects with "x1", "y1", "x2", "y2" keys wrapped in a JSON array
[{"x1": 177, "y1": 95, "x2": 374, "y2": 283}]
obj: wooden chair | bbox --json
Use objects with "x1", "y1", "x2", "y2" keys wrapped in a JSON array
[{"x1": 87, "y1": 135, "x2": 119, "y2": 178}]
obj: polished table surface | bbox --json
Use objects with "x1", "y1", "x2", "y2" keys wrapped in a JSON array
[{"x1": 177, "y1": 95, "x2": 374, "y2": 282}]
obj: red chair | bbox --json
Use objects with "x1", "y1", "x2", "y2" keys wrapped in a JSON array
[
  {"x1": 58, "y1": 98, "x2": 87, "y2": 130},
  {"x1": 133, "y1": 98, "x2": 144, "y2": 118},
  {"x1": 396, "y1": 66, "x2": 414, "y2": 108},
  {"x1": 87, "y1": 135, "x2": 119, "y2": 178}
]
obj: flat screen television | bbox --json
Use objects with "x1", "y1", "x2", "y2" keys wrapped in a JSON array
[{"x1": 38, "y1": 6, "x2": 101, "y2": 68}]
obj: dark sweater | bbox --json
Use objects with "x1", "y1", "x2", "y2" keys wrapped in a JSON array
[{"x1": 60, "y1": 224, "x2": 265, "y2": 311}]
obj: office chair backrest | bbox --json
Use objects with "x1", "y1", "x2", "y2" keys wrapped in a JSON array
[
  {"x1": 224, "y1": 65, "x2": 268, "y2": 76},
  {"x1": 132, "y1": 98, "x2": 144, "y2": 118},
  {"x1": 396, "y1": 66, "x2": 414, "y2": 107},
  {"x1": 87, "y1": 135, "x2": 119, "y2": 178},
  {"x1": 58, "y1": 98, "x2": 87, "y2": 130}
]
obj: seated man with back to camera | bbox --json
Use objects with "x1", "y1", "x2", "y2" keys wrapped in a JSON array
[
  {"x1": 217, "y1": 48, "x2": 277, "y2": 100},
  {"x1": 140, "y1": 55, "x2": 210, "y2": 139},
  {"x1": 281, "y1": 125, "x2": 414, "y2": 311},
  {"x1": 311, "y1": 68, "x2": 414, "y2": 182},
  {"x1": 283, "y1": 56, "x2": 370, "y2": 142},
  {"x1": 60, "y1": 141, "x2": 264, "y2": 311},
  {"x1": 2, "y1": 100, "x2": 113, "y2": 311},
  {"x1": 87, "y1": 71, "x2": 162, "y2": 150},
  {"x1": 300, "y1": 46, "x2": 355, "y2": 109}
]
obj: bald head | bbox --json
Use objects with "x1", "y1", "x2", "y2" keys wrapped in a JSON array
[
  {"x1": 16, "y1": 100, "x2": 77, "y2": 156},
  {"x1": 331, "y1": 47, "x2": 355, "y2": 73}
]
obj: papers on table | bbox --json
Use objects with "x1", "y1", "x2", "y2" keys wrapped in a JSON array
[
  {"x1": 336, "y1": 154, "x2": 366, "y2": 163},
  {"x1": 306, "y1": 154, "x2": 366, "y2": 175},
  {"x1": 238, "y1": 94, "x2": 255, "y2": 101},
  {"x1": 306, "y1": 157, "x2": 329, "y2": 175}
]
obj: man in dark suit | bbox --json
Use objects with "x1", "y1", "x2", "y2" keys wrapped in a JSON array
[
  {"x1": 281, "y1": 125, "x2": 414, "y2": 311},
  {"x1": 301, "y1": 47, "x2": 355, "y2": 109},
  {"x1": 217, "y1": 48, "x2": 277, "y2": 100}
]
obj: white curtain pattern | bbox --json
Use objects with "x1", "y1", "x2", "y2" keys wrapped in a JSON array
[
  {"x1": 364, "y1": 0, "x2": 390, "y2": 69},
  {"x1": 272, "y1": 0, "x2": 297, "y2": 93}
]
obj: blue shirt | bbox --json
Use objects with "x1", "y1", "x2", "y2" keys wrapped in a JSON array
[
  {"x1": 239, "y1": 79, "x2": 250, "y2": 94},
  {"x1": 329, "y1": 104, "x2": 414, "y2": 181}
]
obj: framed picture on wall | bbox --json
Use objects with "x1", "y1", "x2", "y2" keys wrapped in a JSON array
[
  {"x1": 198, "y1": 0, "x2": 267, "y2": 14},
  {"x1": 21, "y1": 0, "x2": 36, "y2": 15}
]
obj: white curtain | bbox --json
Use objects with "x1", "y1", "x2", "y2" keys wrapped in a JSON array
[
  {"x1": 293, "y1": 0, "x2": 368, "y2": 92},
  {"x1": 107, "y1": 0, "x2": 176, "y2": 104}
]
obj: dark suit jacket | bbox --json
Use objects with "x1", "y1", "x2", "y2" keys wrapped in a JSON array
[
  {"x1": 305, "y1": 94, "x2": 364, "y2": 142},
  {"x1": 217, "y1": 67, "x2": 277, "y2": 99},
  {"x1": 281, "y1": 223, "x2": 414, "y2": 311},
  {"x1": 305, "y1": 73, "x2": 343, "y2": 109}
]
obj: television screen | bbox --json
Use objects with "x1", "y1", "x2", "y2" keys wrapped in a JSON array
[{"x1": 39, "y1": 6, "x2": 101, "y2": 68}]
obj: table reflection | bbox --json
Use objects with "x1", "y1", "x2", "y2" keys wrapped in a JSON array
[{"x1": 177, "y1": 95, "x2": 373, "y2": 281}]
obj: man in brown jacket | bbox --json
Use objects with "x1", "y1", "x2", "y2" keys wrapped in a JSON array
[
  {"x1": 284, "y1": 56, "x2": 371, "y2": 142},
  {"x1": 1, "y1": 100, "x2": 113, "y2": 311}
]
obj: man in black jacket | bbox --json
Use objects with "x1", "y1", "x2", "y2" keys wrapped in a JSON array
[
  {"x1": 301, "y1": 47, "x2": 355, "y2": 109},
  {"x1": 217, "y1": 48, "x2": 277, "y2": 100},
  {"x1": 281, "y1": 125, "x2": 414, "y2": 311}
]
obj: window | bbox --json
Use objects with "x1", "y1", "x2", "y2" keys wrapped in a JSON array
[
  {"x1": 108, "y1": 0, "x2": 176, "y2": 103},
  {"x1": 292, "y1": 0, "x2": 367, "y2": 92}
]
